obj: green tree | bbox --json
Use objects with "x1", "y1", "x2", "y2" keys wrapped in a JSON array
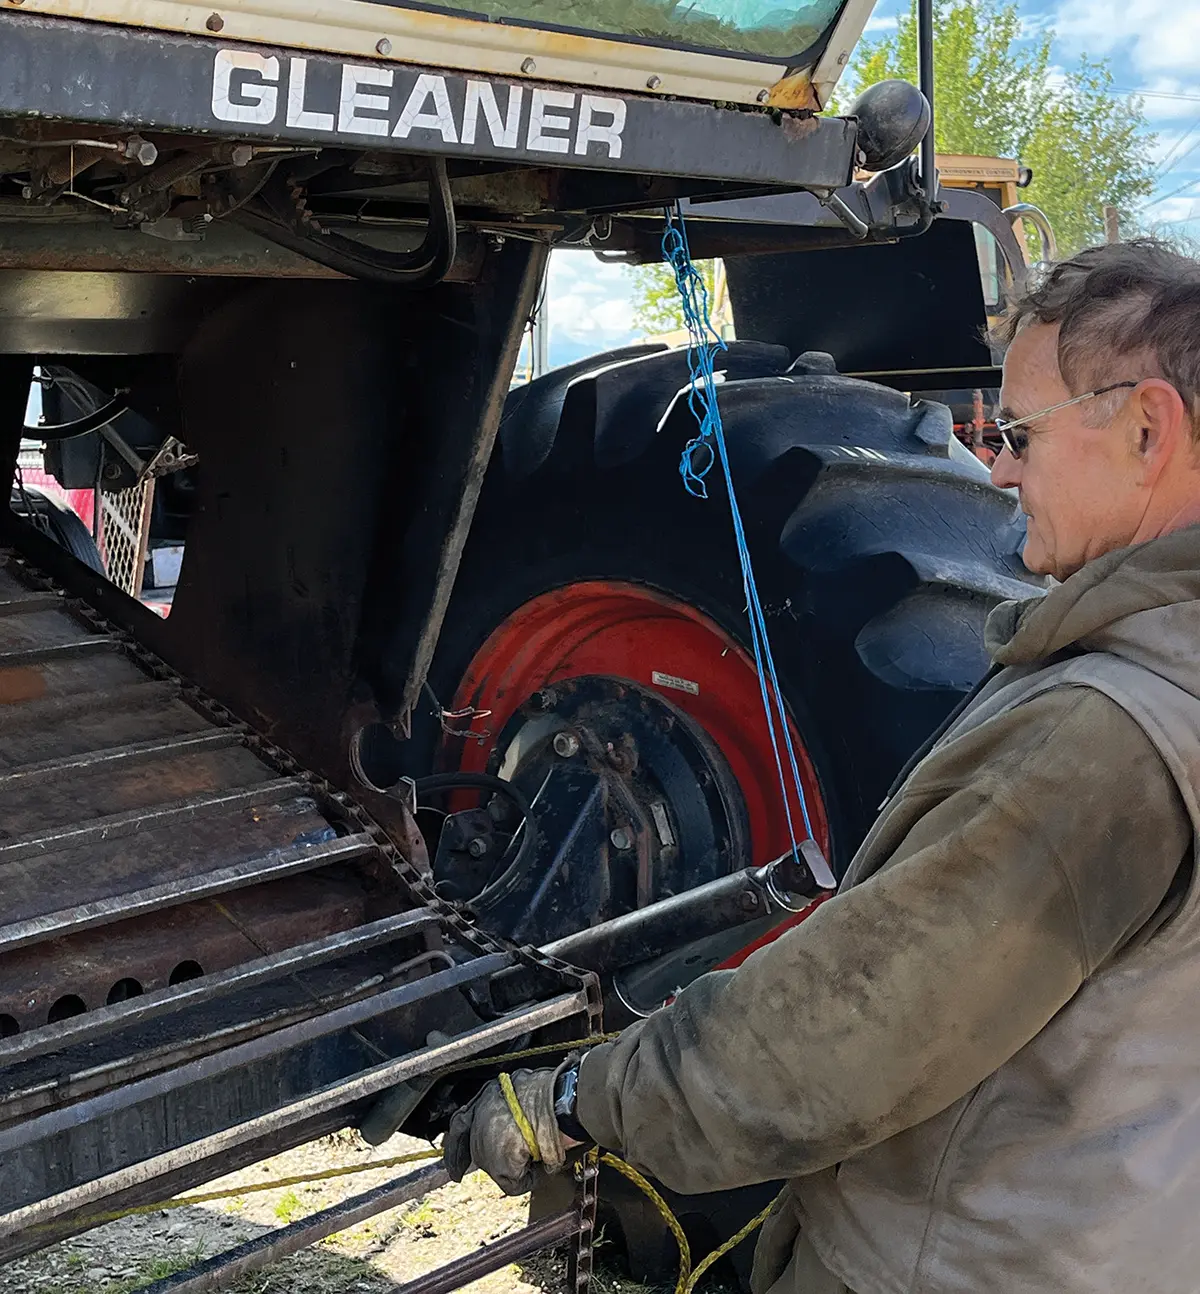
[
  {"x1": 629, "y1": 258, "x2": 717, "y2": 335},
  {"x1": 849, "y1": 0, "x2": 1154, "y2": 254}
]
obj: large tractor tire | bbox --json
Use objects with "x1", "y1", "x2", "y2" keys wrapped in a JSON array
[
  {"x1": 409, "y1": 343, "x2": 1039, "y2": 1284},
  {"x1": 9, "y1": 481, "x2": 104, "y2": 574}
]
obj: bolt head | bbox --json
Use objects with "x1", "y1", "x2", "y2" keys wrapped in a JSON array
[
  {"x1": 646, "y1": 75, "x2": 662, "y2": 90},
  {"x1": 126, "y1": 136, "x2": 158, "y2": 167},
  {"x1": 205, "y1": 11, "x2": 224, "y2": 30},
  {"x1": 230, "y1": 144, "x2": 253, "y2": 167},
  {"x1": 740, "y1": 890, "x2": 760, "y2": 912},
  {"x1": 376, "y1": 37, "x2": 392, "y2": 55},
  {"x1": 552, "y1": 731, "x2": 580, "y2": 759},
  {"x1": 521, "y1": 57, "x2": 537, "y2": 74},
  {"x1": 20, "y1": 185, "x2": 31, "y2": 201},
  {"x1": 756, "y1": 89, "x2": 771, "y2": 103},
  {"x1": 610, "y1": 827, "x2": 633, "y2": 852},
  {"x1": 466, "y1": 837, "x2": 489, "y2": 859}
]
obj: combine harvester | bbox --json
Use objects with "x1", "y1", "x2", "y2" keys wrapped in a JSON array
[{"x1": 0, "y1": 0, "x2": 1045, "y2": 1288}]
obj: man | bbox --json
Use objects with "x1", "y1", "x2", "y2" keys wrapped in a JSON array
[{"x1": 445, "y1": 240, "x2": 1200, "y2": 1293}]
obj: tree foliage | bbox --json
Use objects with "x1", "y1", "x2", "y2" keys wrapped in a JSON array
[
  {"x1": 629, "y1": 0, "x2": 1156, "y2": 331},
  {"x1": 629, "y1": 258, "x2": 716, "y2": 335},
  {"x1": 849, "y1": 0, "x2": 1154, "y2": 254}
]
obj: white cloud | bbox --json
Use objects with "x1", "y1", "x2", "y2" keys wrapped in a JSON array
[
  {"x1": 1144, "y1": 196, "x2": 1200, "y2": 222},
  {"x1": 863, "y1": 14, "x2": 898, "y2": 31},
  {"x1": 1054, "y1": 0, "x2": 1200, "y2": 78},
  {"x1": 545, "y1": 251, "x2": 639, "y2": 349}
]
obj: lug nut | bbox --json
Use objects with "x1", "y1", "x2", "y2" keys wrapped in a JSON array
[
  {"x1": 610, "y1": 827, "x2": 633, "y2": 851},
  {"x1": 466, "y1": 837, "x2": 489, "y2": 859},
  {"x1": 553, "y1": 732, "x2": 580, "y2": 758}
]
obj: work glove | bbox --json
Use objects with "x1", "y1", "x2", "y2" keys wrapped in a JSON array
[{"x1": 443, "y1": 1061, "x2": 573, "y2": 1195}]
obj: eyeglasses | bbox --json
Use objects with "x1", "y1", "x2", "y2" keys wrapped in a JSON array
[{"x1": 994, "y1": 381, "x2": 1139, "y2": 460}]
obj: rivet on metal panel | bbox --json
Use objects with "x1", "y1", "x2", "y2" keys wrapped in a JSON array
[
  {"x1": 376, "y1": 38, "x2": 392, "y2": 55},
  {"x1": 521, "y1": 57, "x2": 537, "y2": 74},
  {"x1": 646, "y1": 76, "x2": 662, "y2": 91},
  {"x1": 756, "y1": 89, "x2": 770, "y2": 103},
  {"x1": 205, "y1": 12, "x2": 224, "y2": 31}
]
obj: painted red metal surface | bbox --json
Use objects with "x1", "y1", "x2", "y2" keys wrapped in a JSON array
[
  {"x1": 448, "y1": 580, "x2": 830, "y2": 874},
  {"x1": 18, "y1": 468, "x2": 96, "y2": 533}
]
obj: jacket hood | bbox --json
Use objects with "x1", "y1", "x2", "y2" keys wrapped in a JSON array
[{"x1": 985, "y1": 526, "x2": 1200, "y2": 698}]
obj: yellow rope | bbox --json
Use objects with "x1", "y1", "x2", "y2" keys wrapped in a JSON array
[
  {"x1": 47, "y1": 1032, "x2": 777, "y2": 1291},
  {"x1": 499, "y1": 1072, "x2": 541, "y2": 1162},
  {"x1": 31, "y1": 1148, "x2": 443, "y2": 1232},
  {"x1": 442, "y1": 1033, "x2": 621, "y2": 1074},
  {"x1": 498, "y1": 1068, "x2": 781, "y2": 1294},
  {"x1": 599, "y1": 1153, "x2": 694, "y2": 1294},
  {"x1": 680, "y1": 1193, "x2": 783, "y2": 1294}
]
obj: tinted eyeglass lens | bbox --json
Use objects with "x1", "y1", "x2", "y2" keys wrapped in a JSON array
[{"x1": 1000, "y1": 426, "x2": 1027, "y2": 460}]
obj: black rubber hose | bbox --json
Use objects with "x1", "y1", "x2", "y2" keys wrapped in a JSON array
[
  {"x1": 35, "y1": 393, "x2": 129, "y2": 442},
  {"x1": 413, "y1": 771, "x2": 538, "y2": 914},
  {"x1": 231, "y1": 157, "x2": 457, "y2": 287},
  {"x1": 413, "y1": 771, "x2": 533, "y2": 822}
]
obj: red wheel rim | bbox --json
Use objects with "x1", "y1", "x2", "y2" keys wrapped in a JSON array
[{"x1": 445, "y1": 581, "x2": 830, "y2": 869}]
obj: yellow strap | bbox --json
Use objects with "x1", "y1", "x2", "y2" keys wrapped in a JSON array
[{"x1": 498, "y1": 1071, "x2": 542, "y2": 1162}]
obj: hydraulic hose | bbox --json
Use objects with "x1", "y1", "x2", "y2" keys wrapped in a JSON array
[
  {"x1": 231, "y1": 157, "x2": 457, "y2": 287},
  {"x1": 34, "y1": 393, "x2": 129, "y2": 442},
  {"x1": 414, "y1": 771, "x2": 538, "y2": 914}
]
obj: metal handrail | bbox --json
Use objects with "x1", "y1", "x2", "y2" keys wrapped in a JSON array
[{"x1": 1004, "y1": 202, "x2": 1058, "y2": 264}]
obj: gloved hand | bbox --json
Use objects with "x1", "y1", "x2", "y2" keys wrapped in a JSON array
[{"x1": 443, "y1": 1062, "x2": 574, "y2": 1195}]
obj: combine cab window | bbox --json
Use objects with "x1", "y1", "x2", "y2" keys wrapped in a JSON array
[{"x1": 406, "y1": 0, "x2": 848, "y2": 60}]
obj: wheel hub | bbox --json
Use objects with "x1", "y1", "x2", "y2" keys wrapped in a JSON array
[{"x1": 432, "y1": 675, "x2": 748, "y2": 947}]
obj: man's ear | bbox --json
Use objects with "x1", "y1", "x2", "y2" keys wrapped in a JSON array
[{"x1": 1132, "y1": 379, "x2": 1191, "y2": 477}]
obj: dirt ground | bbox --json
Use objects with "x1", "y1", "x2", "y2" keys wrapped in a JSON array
[{"x1": 0, "y1": 1132, "x2": 656, "y2": 1294}]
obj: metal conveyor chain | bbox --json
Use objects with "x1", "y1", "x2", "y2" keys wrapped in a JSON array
[{"x1": 0, "y1": 539, "x2": 601, "y2": 1294}]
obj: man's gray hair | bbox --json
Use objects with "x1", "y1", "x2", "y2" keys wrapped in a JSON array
[{"x1": 992, "y1": 239, "x2": 1200, "y2": 429}]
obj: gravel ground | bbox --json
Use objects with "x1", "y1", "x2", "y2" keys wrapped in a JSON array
[{"x1": 0, "y1": 1131, "x2": 651, "y2": 1294}]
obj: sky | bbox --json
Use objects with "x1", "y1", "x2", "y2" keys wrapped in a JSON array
[{"x1": 538, "y1": 0, "x2": 1200, "y2": 370}]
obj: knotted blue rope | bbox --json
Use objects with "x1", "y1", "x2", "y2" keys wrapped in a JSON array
[{"x1": 663, "y1": 203, "x2": 825, "y2": 877}]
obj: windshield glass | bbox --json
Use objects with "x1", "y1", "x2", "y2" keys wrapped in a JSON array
[{"x1": 406, "y1": 1, "x2": 849, "y2": 61}]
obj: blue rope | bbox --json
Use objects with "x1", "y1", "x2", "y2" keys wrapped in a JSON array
[{"x1": 662, "y1": 203, "x2": 819, "y2": 860}]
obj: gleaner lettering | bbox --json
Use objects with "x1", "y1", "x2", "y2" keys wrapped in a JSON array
[{"x1": 211, "y1": 49, "x2": 626, "y2": 158}]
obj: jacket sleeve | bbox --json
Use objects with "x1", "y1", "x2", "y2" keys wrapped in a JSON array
[{"x1": 575, "y1": 686, "x2": 1190, "y2": 1195}]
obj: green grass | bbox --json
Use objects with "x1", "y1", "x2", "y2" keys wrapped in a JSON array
[
  {"x1": 273, "y1": 1190, "x2": 305, "y2": 1225},
  {"x1": 100, "y1": 1243, "x2": 206, "y2": 1294}
]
